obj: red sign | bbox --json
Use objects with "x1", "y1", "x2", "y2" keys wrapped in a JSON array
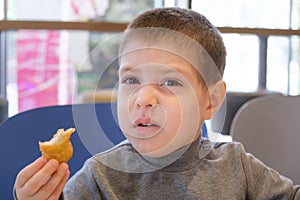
[{"x1": 17, "y1": 30, "x2": 73, "y2": 112}]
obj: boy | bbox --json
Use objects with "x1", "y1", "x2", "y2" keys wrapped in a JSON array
[{"x1": 15, "y1": 7, "x2": 299, "y2": 200}]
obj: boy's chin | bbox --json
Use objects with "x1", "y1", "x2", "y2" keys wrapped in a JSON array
[
  {"x1": 125, "y1": 132, "x2": 200, "y2": 158},
  {"x1": 130, "y1": 139, "x2": 185, "y2": 158}
]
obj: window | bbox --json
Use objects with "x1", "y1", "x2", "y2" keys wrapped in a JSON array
[
  {"x1": 0, "y1": 0, "x2": 4, "y2": 20},
  {"x1": 192, "y1": 0, "x2": 300, "y2": 94},
  {"x1": 222, "y1": 34, "x2": 259, "y2": 92},
  {"x1": 192, "y1": 0, "x2": 291, "y2": 29},
  {"x1": 3, "y1": 0, "x2": 157, "y2": 115},
  {"x1": 267, "y1": 36, "x2": 290, "y2": 93}
]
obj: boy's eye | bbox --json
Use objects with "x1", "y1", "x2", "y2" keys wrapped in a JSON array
[
  {"x1": 124, "y1": 77, "x2": 140, "y2": 85},
  {"x1": 161, "y1": 79, "x2": 182, "y2": 86}
]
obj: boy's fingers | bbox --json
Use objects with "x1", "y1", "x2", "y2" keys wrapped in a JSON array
[
  {"x1": 34, "y1": 163, "x2": 69, "y2": 200},
  {"x1": 22, "y1": 159, "x2": 59, "y2": 195},
  {"x1": 15, "y1": 157, "x2": 48, "y2": 188},
  {"x1": 47, "y1": 167, "x2": 70, "y2": 200}
]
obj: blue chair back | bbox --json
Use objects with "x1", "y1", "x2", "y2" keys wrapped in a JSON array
[{"x1": 0, "y1": 103, "x2": 124, "y2": 200}]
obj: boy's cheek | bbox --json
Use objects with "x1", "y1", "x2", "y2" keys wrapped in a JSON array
[
  {"x1": 117, "y1": 98, "x2": 128, "y2": 119},
  {"x1": 117, "y1": 95, "x2": 133, "y2": 134}
]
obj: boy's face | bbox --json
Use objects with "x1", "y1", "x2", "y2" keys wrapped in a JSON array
[{"x1": 117, "y1": 43, "x2": 212, "y2": 157}]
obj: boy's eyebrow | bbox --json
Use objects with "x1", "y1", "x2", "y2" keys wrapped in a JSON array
[
  {"x1": 118, "y1": 66, "x2": 132, "y2": 74},
  {"x1": 119, "y1": 63, "x2": 196, "y2": 79},
  {"x1": 159, "y1": 63, "x2": 197, "y2": 80}
]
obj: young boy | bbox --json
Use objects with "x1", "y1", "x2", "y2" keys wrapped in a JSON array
[{"x1": 15, "y1": 7, "x2": 299, "y2": 200}]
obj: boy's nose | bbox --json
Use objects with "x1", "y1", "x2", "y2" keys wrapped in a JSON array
[{"x1": 134, "y1": 84, "x2": 158, "y2": 108}]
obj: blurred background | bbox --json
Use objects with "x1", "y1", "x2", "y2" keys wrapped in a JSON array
[{"x1": 0, "y1": 0, "x2": 300, "y2": 120}]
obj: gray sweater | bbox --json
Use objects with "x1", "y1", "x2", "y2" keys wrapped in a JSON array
[{"x1": 62, "y1": 139, "x2": 300, "y2": 200}]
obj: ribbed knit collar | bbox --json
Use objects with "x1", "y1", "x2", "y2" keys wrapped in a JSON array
[{"x1": 136, "y1": 138, "x2": 214, "y2": 172}]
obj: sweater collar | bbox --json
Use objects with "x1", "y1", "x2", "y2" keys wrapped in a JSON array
[{"x1": 136, "y1": 138, "x2": 214, "y2": 172}]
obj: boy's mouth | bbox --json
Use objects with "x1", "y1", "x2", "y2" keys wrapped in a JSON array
[
  {"x1": 137, "y1": 123, "x2": 156, "y2": 127},
  {"x1": 131, "y1": 117, "x2": 161, "y2": 138},
  {"x1": 134, "y1": 117, "x2": 153, "y2": 126}
]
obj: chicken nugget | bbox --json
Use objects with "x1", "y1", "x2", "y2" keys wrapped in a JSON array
[{"x1": 39, "y1": 128, "x2": 75, "y2": 163}]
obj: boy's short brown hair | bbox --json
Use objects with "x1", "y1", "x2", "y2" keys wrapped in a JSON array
[{"x1": 119, "y1": 7, "x2": 226, "y2": 85}]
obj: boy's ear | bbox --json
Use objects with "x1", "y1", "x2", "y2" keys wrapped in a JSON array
[{"x1": 204, "y1": 80, "x2": 226, "y2": 119}]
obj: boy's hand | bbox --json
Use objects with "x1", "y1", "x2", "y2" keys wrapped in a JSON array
[{"x1": 15, "y1": 157, "x2": 70, "y2": 200}]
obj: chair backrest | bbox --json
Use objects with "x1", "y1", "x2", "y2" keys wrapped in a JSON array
[
  {"x1": 0, "y1": 103, "x2": 125, "y2": 200},
  {"x1": 211, "y1": 91, "x2": 279, "y2": 135},
  {"x1": 0, "y1": 102, "x2": 208, "y2": 199},
  {"x1": 230, "y1": 94, "x2": 300, "y2": 184}
]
